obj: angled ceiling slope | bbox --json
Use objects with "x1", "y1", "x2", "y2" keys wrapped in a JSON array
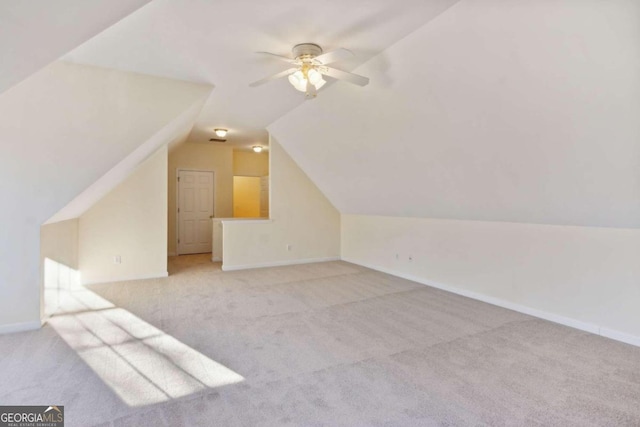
[
  {"x1": 269, "y1": 0, "x2": 640, "y2": 229},
  {"x1": 46, "y1": 85, "x2": 211, "y2": 224},
  {"x1": 0, "y1": 0, "x2": 152, "y2": 95},
  {"x1": 62, "y1": 0, "x2": 461, "y2": 147},
  {"x1": 0, "y1": 61, "x2": 213, "y2": 228}
]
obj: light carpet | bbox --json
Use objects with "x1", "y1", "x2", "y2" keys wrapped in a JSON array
[{"x1": 0, "y1": 256, "x2": 639, "y2": 426}]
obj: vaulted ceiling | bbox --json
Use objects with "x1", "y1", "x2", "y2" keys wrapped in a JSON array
[
  {"x1": 270, "y1": 0, "x2": 640, "y2": 228},
  {"x1": 61, "y1": 0, "x2": 460, "y2": 149},
  {"x1": 1, "y1": 0, "x2": 638, "y2": 229},
  {"x1": 0, "y1": 0, "x2": 151, "y2": 95}
]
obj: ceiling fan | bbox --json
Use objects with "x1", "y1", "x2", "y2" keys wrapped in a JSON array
[{"x1": 249, "y1": 43, "x2": 369, "y2": 98}]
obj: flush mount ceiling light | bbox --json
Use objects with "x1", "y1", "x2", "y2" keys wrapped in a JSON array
[
  {"x1": 252, "y1": 146, "x2": 263, "y2": 153},
  {"x1": 249, "y1": 43, "x2": 369, "y2": 99},
  {"x1": 214, "y1": 128, "x2": 228, "y2": 137}
]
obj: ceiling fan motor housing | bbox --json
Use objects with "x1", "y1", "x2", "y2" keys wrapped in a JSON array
[{"x1": 292, "y1": 43, "x2": 323, "y2": 60}]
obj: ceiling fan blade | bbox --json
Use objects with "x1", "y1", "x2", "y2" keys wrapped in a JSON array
[
  {"x1": 256, "y1": 52, "x2": 298, "y2": 64},
  {"x1": 249, "y1": 67, "x2": 298, "y2": 87},
  {"x1": 321, "y1": 67, "x2": 370, "y2": 87},
  {"x1": 314, "y1": 48, "x2": 354, "y2": 65}
]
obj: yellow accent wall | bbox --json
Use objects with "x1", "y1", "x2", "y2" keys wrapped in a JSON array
[
  {"x1": 233, "y1": 176, "x2": 261, "y2": 218},
  {"x1": 233, "y1": 150, "x2": 269, "y2": 177}
]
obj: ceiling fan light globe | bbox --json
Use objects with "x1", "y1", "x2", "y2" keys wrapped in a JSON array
[
  {"x1": 314, "y1": 78, "x2": 326, "y2": 90},
  {"x1": 295, "y1": 80, "x2": 309, "y2": 92},
  {"x1": 307, "y1": 68, "x2": 323, "y2": 85},
  {"x1": 288, "y1": 70, "x2": 308, "y2": 92},
  {"x1": 289, "y1": 70, "x2": 304, "y2": 83}
]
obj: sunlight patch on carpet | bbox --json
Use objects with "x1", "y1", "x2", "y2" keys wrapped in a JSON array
[{"x1": 45, "y1": 259, "x2": 243, "y2": 406}]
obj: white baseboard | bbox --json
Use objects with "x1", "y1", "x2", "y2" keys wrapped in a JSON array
[
  {"x1": 342, "y1": 257, "x2": 640, "y2": 348},
  {"x1": 82, "y1": 271, "x2": 169, "y2": 286},
  {"x1": 0, "y1": 320, "x2": 42, "y2": 335},
  {"x1": 599, "y1": 327, "x2": 640, "y2": 347},
  {"x1": 222, "y1": 256, "x2": 340, "y2": 271}
]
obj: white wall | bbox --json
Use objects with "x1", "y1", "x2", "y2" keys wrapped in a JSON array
[
  {"x1": 79, "y1": 146, "x2": 168, "y2": 285},
  {"x1": 0, "y1": 61, "x2": 210, "y2": 331},
  {"x1": 342, "y1": 215, "x2": 640, "y2": 346},
  {"x1": 222, "y1": 138, "x2": 340, "y2": 270},
  {"x1": 270, "y1": 0, "x2": 640, "y2": 229}
]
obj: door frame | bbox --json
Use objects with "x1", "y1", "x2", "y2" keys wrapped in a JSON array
[{"x1": 176, "y1": 168, "x2": 215, "y2": 255}]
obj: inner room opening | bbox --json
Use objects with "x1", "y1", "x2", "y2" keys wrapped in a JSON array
[{"x1": 168, "y1": 128, "x2": 269, "y2": 271}]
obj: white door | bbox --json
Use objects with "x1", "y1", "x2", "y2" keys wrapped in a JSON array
[{"x1": 178, "y1": 170, "x2": 214, "y2": 255}]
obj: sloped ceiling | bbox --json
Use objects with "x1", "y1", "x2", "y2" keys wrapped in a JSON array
[
  {"x1": 270, "y1": 0, "x2": 640, "y2": 228},
  {"x1": 0, "y1": 61, "x2": 212, "y2": 227},
  {"x1": 62, "y1": 0, "x2": 460, "y2": 149},
  {"x1": 0, "y1": 0, "x2": 151, "y2": 95},
  {"x1": 46, "y1": 86, "x2": 211, "y2": 224}
]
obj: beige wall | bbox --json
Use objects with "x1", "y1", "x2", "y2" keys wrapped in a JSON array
[
  {"x1": 233, "y1": 150, "x2": 269, "y2": 177},
  {"x1": 168, "y1": 142, "x2": 233, "y2": 255},
  {"x1": 342, "y1": 215, "x2": 640, "y2": 347},
  {"x1": 222, "y1": 138, "x2": 340, "y2": 269},
  {"x1": 79, "y1": 146, "x2": 168, "y2": 284}
]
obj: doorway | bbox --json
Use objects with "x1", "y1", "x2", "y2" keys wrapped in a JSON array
[{"x1": 176, "y1": 169, "x2": 214, "y2": 255}]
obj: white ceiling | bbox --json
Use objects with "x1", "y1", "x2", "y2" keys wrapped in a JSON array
[
  {"x1": 0, "y1": 0, "x2": 151, "y2": 95},
  {"x1": 62, "y1": 0, "x2": 460, "y2": 150},
  {"x1": 0, "y1": 59, "x2": 210, "y2": 228},
  {"x1": 7, "y1": 0, "x2": 635, "y2": 230},
  {"x1": 269, "y1": 0, "x2": 640, "y2": 228}
]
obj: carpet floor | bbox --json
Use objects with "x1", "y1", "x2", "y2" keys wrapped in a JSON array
[{"x1": 1, "y1": 256, "x2": 639, "y2": 426}]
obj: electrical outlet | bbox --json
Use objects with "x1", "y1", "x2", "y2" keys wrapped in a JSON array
[
  {"x1": 286, "y1": 244, "x2": 292, "y2": 251},
  {"x1": 395, "y1": 253, "x2": 399, "y2": 260},
  {"x1": 408, "y1": 255, "x2": 413, "y2": 262},
  {"x1": 113, "y1": 255, "x2": 122, "y2": 264}
]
